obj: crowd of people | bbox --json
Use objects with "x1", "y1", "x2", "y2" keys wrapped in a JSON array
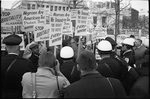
[{"x1": 1, "y1": 33, "x2": 149, "y2": 98}]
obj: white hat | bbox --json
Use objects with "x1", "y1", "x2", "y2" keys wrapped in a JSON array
[
  {"x1": 60, "y1": 46, "x2": 74, "y2": 58},
  {"x1": 97, "y1": 40, "x2": 112, "y2": 51},
  {"x1": 122, "y1": 38, "x2": 135, "y2": 46}
]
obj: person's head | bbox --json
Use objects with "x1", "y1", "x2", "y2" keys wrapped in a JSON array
[
  {"x1": 130, "y1": 35, "x2": 135, "y2": 38},
  {"x1": 134, "y1": 39, "x2": 142, "y2": 47},
  {"x1": 3, "y1": 34, "x2": 22, "y2": 54},
  {"x1": 29, "y1": 41, "x2": 39, "y2": 55},
  {"x1": 121, "y1": 38, "x2": 135, "y2": 51},
  {"x1": 38, "y1": 51, "x2": 57, "y2": 68},
  {"x1": 105, "y1": 37, "x2": 117, "y2": 50},
  {"x1": 60, "y1": 46, "x2": 74, "y2": 60},
  {"x1": 97, "y1": 40, "x2": 112, "y2": 56},
  {"x1": 76, "y1": 50, "x2": 97, "y2": 72}
]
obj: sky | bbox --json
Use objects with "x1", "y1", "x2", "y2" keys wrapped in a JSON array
[{"x1": 1, "y1": 0, "x2": 149, "y2": 16}]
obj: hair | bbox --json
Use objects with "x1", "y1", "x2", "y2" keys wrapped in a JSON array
[
  {"x1": 136, "y1": 39, "x2": 142, "y2": 44},
  {"x1": 38, "y1": 51, "x2": 56, "y2": 68},
  {"x1": 76, "y1": 50, "x2": 97, "y2": 71}
]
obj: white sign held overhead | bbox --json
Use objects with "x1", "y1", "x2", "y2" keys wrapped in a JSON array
[
  {"x1": 62, "y1": 11, "x2": 73, "y2": 35},
  {"x1": 49, "y1": 11, "x2": 65, "y2": 46},
  {"x1": 1, "y1": 34, "x2": 25, "y2": 50},
  {"x1": 22, "y1": 9, "x2": 46, "y2": 27},
  {"x1": 1, "y1": 9, "x2": 22, "y2": 33},
  {"x1": 34, "y1": 25, "x2": 50, "y2": 42},
  {"x1": 75, "y1": 9, "x2": 89, "y2": 36}
]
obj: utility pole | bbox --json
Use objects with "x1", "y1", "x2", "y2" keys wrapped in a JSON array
[{"x1": 115, "y1": 0, "x2": 120, "y2": 43}]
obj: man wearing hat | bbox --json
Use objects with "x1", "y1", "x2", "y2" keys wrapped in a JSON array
[
  {"x1": 60, "y1": 46, "x2": 80, "y2": 83},
  {"x1": 1, "y1": 34, "x2": 34, "y2": 98},
  {"x1": 23, "y1": 41, "x2": 40, "y2": 72}
]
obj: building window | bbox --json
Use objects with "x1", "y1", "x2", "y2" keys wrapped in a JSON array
[
  {"x1": 32, "y1": 4, "x2": 35, "y2": 9},
  {"x1": 27, "y1": 4, "x2": 30, "y2": 9},
  {"x1": 55, "y1": 6, "x2": 57, "y2": 11},
  {"x1": 63, "y1": 7, "x2": 65, "y2": 11},
  {"x1": 42, "y1": 5, "x2": 44, "y2": 8},
  {"x1": 66, "y1": 7, "x2": 69, "y2": 11},
  {"x1": 46, "y1": 5, "x2": 49, "y2": 8},
  {"x1": 37, "y1": 4, "x2": 40, "y2": 8},
  {"x1": 102, "y1": 16, "x2": 107, "y2": 27},
  {"x1": 59, "y1": 6, "x2": 61, "y2": 11},
  {"x1": 50, "y1": 6, "x2": 53, "y2": 11}
]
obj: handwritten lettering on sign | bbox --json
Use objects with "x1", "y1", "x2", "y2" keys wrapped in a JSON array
[
  {"x1": 34, "y1": 25, "x2": 50, "y2": 42},
  {"x1": 75, "y1": 9, "x2": 89, "y2": 36},
  {"x1": 22, "y1": 10, "x2": 46, "y2": 26},
  {"x1": 49, "y1": 11, "x2": 72, "y2": 46}
]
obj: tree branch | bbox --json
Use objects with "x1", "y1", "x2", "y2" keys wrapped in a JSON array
[{"x1": 120, "y1": 0, "x2": 131, "y2": 12}]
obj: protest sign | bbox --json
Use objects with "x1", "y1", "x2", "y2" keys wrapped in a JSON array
[
  {"x1": 62, "y1": 11, "x2": 73, "y2": 35},
  {"x1": 95, "y1": 27, "x2": 107, "y2": 39},
  {"x1": 34, "y1": 25, "x2": 50, "y2": 42},
  {"x1": 1, "y1": 34, "x2": 25, "y2": 50},
  {"x1": 70, "y1": 9, "x2": 78, "y2": 20},
  {"x1": 22, "y1": 9, "x2": 46, "y2": 27},
  {"x1": 49, "y1": 11, "x2": 64, "y2": 46},
  {"x1": 1, "y1": 9, "x2": 22, "y2": 33},
  {"x1": 75, "y1": 9, "x2": 89, "y2": 36}
]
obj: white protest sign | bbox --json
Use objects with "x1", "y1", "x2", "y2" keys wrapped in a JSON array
[
  {"x1": 1, "y1": 34, "x2": 25, "y2": 50},
  {"x1": 22, "y1": 9, "x2": 46, "y2": 27},
  {"x1": 62, "y1": 11, "x2": 73, "y2": 35},
  {"x1": 34, "y1": 25, "x2": 50, "y2": 42},
  {"x1": 49, "y1": 11, "x2": 64, "y2": 46},
  {"x1": 70, "y1": 9, "x2": 78, "y2": 20},
  {"x1": 75, "y1": 9, "x2": 89, "y2": 36},
  {"x1": 1, "y1": 9, "x2": 22, "y2": 32},
  {"x1": 95, "y1": 27, "x2": 107, "y2": 39}
]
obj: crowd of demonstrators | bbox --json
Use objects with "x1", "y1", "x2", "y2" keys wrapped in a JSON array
[
  {"x1": 63, "y1": 50, "x2": 127, "y2": 98},
  {"x1": 1, "y1": 32, "x2": 149, "y2": 98}
]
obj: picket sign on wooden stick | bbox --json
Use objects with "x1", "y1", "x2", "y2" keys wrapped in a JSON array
[
  {"x1": 54, "y1": 46, "x2": 57, "y2": 57},
  {"x1": 77, "y1": 36, "x2": 82, "y2": 59},
  {"x1": 27, "y1": 32, "x2": 30, "y2": 44}
]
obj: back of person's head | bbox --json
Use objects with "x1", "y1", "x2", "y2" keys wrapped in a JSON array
[
  {"x1": 3, "y1": 34, "x2": 22, "y2": 53},
  {"x1": 97, "y1": 40, "x2": 112, "y2": 55},
  {"x1": 38, "y1": 51, "x2": 56, "y2": 68},
  {"x1": 76, "y1": 50, "x2": 97, "y2": 71},
  {"x1": 130, "y1": 35, "x2": 135, "y2": 38}
]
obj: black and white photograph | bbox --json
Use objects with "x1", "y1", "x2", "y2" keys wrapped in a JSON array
[{"x1": 1, "y1": 0, "x2": 149, "y2": 98}]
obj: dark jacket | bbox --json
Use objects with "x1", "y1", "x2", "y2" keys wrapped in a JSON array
[
  {"x1": 1, "y1": 54, "x2": 34, "y2": 98},
  {"x1": 97, "y1": 56, "x2": 139, "y2": 95},
  {"x1": 130, "y1": 76, "x2": 149, "y2": 98},
  {"x1": 97, "y1": 57, "x2": 123, "y2": 80},
  {"x1": 64, "y1": 73, "x2": 126, "y2": 98},
  {"x1": 122, "y1": 49, "x2": 135, "y2": 67},
  {"x1": 29, "y1": 53, "x2": 39, "y2": 72},
  {"x1": 60, "y1": 60, "x2": 80, "y2": 83},
  {"x1": 134, "y1": 45, "x2": 147, "y2": 68}
]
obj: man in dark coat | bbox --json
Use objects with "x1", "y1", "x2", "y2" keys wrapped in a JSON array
[
  {"x1": 134, "y1": 39, "x2": 147, "y2": 68},
  {"x1": 60, "y1": 46, "x2": 80, "y2": 83},
  {"x1": 1, "y1": 34, "x2": 34, "y2": 98},
  {"x1": 63, "y1": 50, "x2": 126, "y2": 98}
]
